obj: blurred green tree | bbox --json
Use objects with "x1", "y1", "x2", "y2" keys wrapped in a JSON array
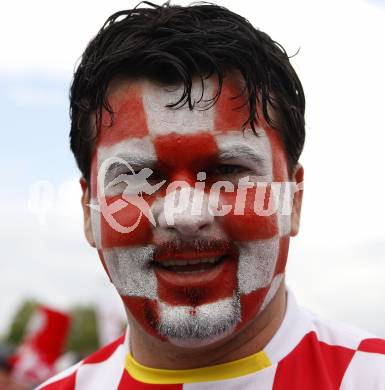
[
  {"x1": 5, "y1": 300, "x2": 38, "y2": 346},
  {"x1": 66, "y1": 306, "x2": 99, "y2": 357}
]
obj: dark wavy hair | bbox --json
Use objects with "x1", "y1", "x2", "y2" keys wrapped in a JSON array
[{"x1": 70, "y1": 1, "x2": 305, "y2": 182}]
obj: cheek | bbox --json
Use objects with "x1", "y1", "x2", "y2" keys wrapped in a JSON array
[
  {"x1": 89, "y1": 154, "x2": 155, "y2": 248},
  {"x1": 99, "y1": 194, "x2": 154, "y2": 248},
  {"x1": 122, "y1": 297, "x2": 165, "y2": 340},
  {"x1": 239, "y1": 287, "x2": 270, "y2": 327},
  {"x1": 219, "y1": 186, "x2": 279, "y2": 241},
  {"x1": 97, "y1": 249, "x2": 111, "y2": 280},
  {"x1": 236, "y1": 235, "x2": 289, "y2": 328},
  {"x1": 275, "y1": 236, "x2": 290, "y2": 274},
  {"x1": 265, "y1": 127, "x2": 289, "y2": 183}
]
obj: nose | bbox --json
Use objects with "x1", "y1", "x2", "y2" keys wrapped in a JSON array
[
  {"x1": 169, "y1": 208, "x2": 213, "y2": 236},
  {"x1": 157, "y1": 185, "x2": 214, "y2": 237}
]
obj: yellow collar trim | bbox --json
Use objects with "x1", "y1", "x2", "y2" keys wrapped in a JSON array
[{"x1": 125, "y1": 351, "x2": 271, "y2": 384}]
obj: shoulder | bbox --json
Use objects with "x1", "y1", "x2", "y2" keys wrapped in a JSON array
[
  {"x1": 339, "y1": 338, "x2": 385, "y2": 389},
  {"x1": 305, "y1": 308, "x2": 385, "y2": 389},
  {"x1": 265, "y1": 291, "x2": 385, "y2": 389},
  {"x1": 37, "y1": 334, "x2": 127, "y2": 390}
]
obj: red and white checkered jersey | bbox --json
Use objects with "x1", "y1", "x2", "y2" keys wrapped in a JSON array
[{"x1": 37, "y1": 290, "x2": 385, "y2": 389}]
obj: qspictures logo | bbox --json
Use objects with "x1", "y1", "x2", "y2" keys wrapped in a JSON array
[{"x1": 89, "y1": 157, "x2": 302, "y2": 234}]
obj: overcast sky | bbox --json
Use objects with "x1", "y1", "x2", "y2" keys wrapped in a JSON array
[{"x1": 0, "y1": 0, "x2": 384, "y2": 337}]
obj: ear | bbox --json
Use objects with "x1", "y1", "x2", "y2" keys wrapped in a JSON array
[
  {"x1": 80, "y1": 178, "x2": 96, "y2": 247},
  {"x1": 290, "y1": 164, "x2": 304, "y2": 237}
]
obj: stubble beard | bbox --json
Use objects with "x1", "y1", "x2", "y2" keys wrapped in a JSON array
[
  {"x1": 157, "y1": 293, "x2": 241, "y2": 348},
  {"x1": 101, "y1": 237, "x2": 279, "y2": 346}
]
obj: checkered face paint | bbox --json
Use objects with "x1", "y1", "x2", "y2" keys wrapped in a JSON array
[{"x1": 89, "y1": 76, "x2": 292, "y2": 346}]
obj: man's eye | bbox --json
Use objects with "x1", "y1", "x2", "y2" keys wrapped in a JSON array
[
  {"x1": 210, "y1": 164, "x2": 245, "y2": 175},
  {"x1": 147, "y1": 171, "x2": 164, "y2": 184}
]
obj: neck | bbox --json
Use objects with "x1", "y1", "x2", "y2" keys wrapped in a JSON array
[{"x1": 127, "y1": 281, "x2": 286, "y2": 370}]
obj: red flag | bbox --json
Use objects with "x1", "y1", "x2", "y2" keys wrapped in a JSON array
[{"x1": 10, "y1": 306, "x2": 71, "y2": 386}]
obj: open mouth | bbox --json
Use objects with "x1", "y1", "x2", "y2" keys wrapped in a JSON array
[
  {"x1": 151, "y1": 241, "x2": 237, "y2": 288},
  {"x1": 151, "y1": 251, "x2": 237, "y2": 292},
  {"x1": 153, "y1": 255, "x2": 226, "y2": 274}
]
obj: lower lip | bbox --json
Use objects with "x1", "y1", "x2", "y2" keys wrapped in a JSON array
[{"x1": 153, "y1": 256, "x2": 233, "y2": 287}]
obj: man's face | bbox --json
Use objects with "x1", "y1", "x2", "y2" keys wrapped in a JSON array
[{"x1": 83, "y1": 75, "x2": 302, "y2": 347}]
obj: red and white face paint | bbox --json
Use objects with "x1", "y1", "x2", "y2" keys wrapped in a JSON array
[{"x1": 89, "y1": 76, "x2": 292, "y2": 347}]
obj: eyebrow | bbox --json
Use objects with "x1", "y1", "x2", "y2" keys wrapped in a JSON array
[
  {"x1": 217, "y1": 144, "x2": 266, "y2": 164},
  {"x1": 112, "y1": 153, "x2": 156, "y2": 170},
  {"x1": 103, "y1": 154, "x2": 155, "y2": 185}
]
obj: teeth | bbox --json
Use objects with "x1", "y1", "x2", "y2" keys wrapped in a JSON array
[
  {"x1": 162, "y1": 260, "x2": 187, "y2": 266},
  {"x1": 160, "y1": 257, "x2": 220, "y2": 267}
]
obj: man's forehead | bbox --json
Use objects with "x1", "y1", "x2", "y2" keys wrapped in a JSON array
[
  {"x1": 142, "y1": 78, "x2": 215, "y2": 136},
  {"x1": 99, "y1": 75, "x2": 254, "y2": 141},
  {"x1": 91, "y1": 76, "x2": 286, "y2": 201},
  {"x1": 95, "y1": 76, "x2": 274, "y2": 175}
]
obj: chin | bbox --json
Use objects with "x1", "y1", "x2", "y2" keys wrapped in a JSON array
[
  {"x1": 155, "y1": 294, "x2": 241, "y2": 348},
  {"x1": 165, "y1": 325, "x2": 238, "y2": 348}
]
